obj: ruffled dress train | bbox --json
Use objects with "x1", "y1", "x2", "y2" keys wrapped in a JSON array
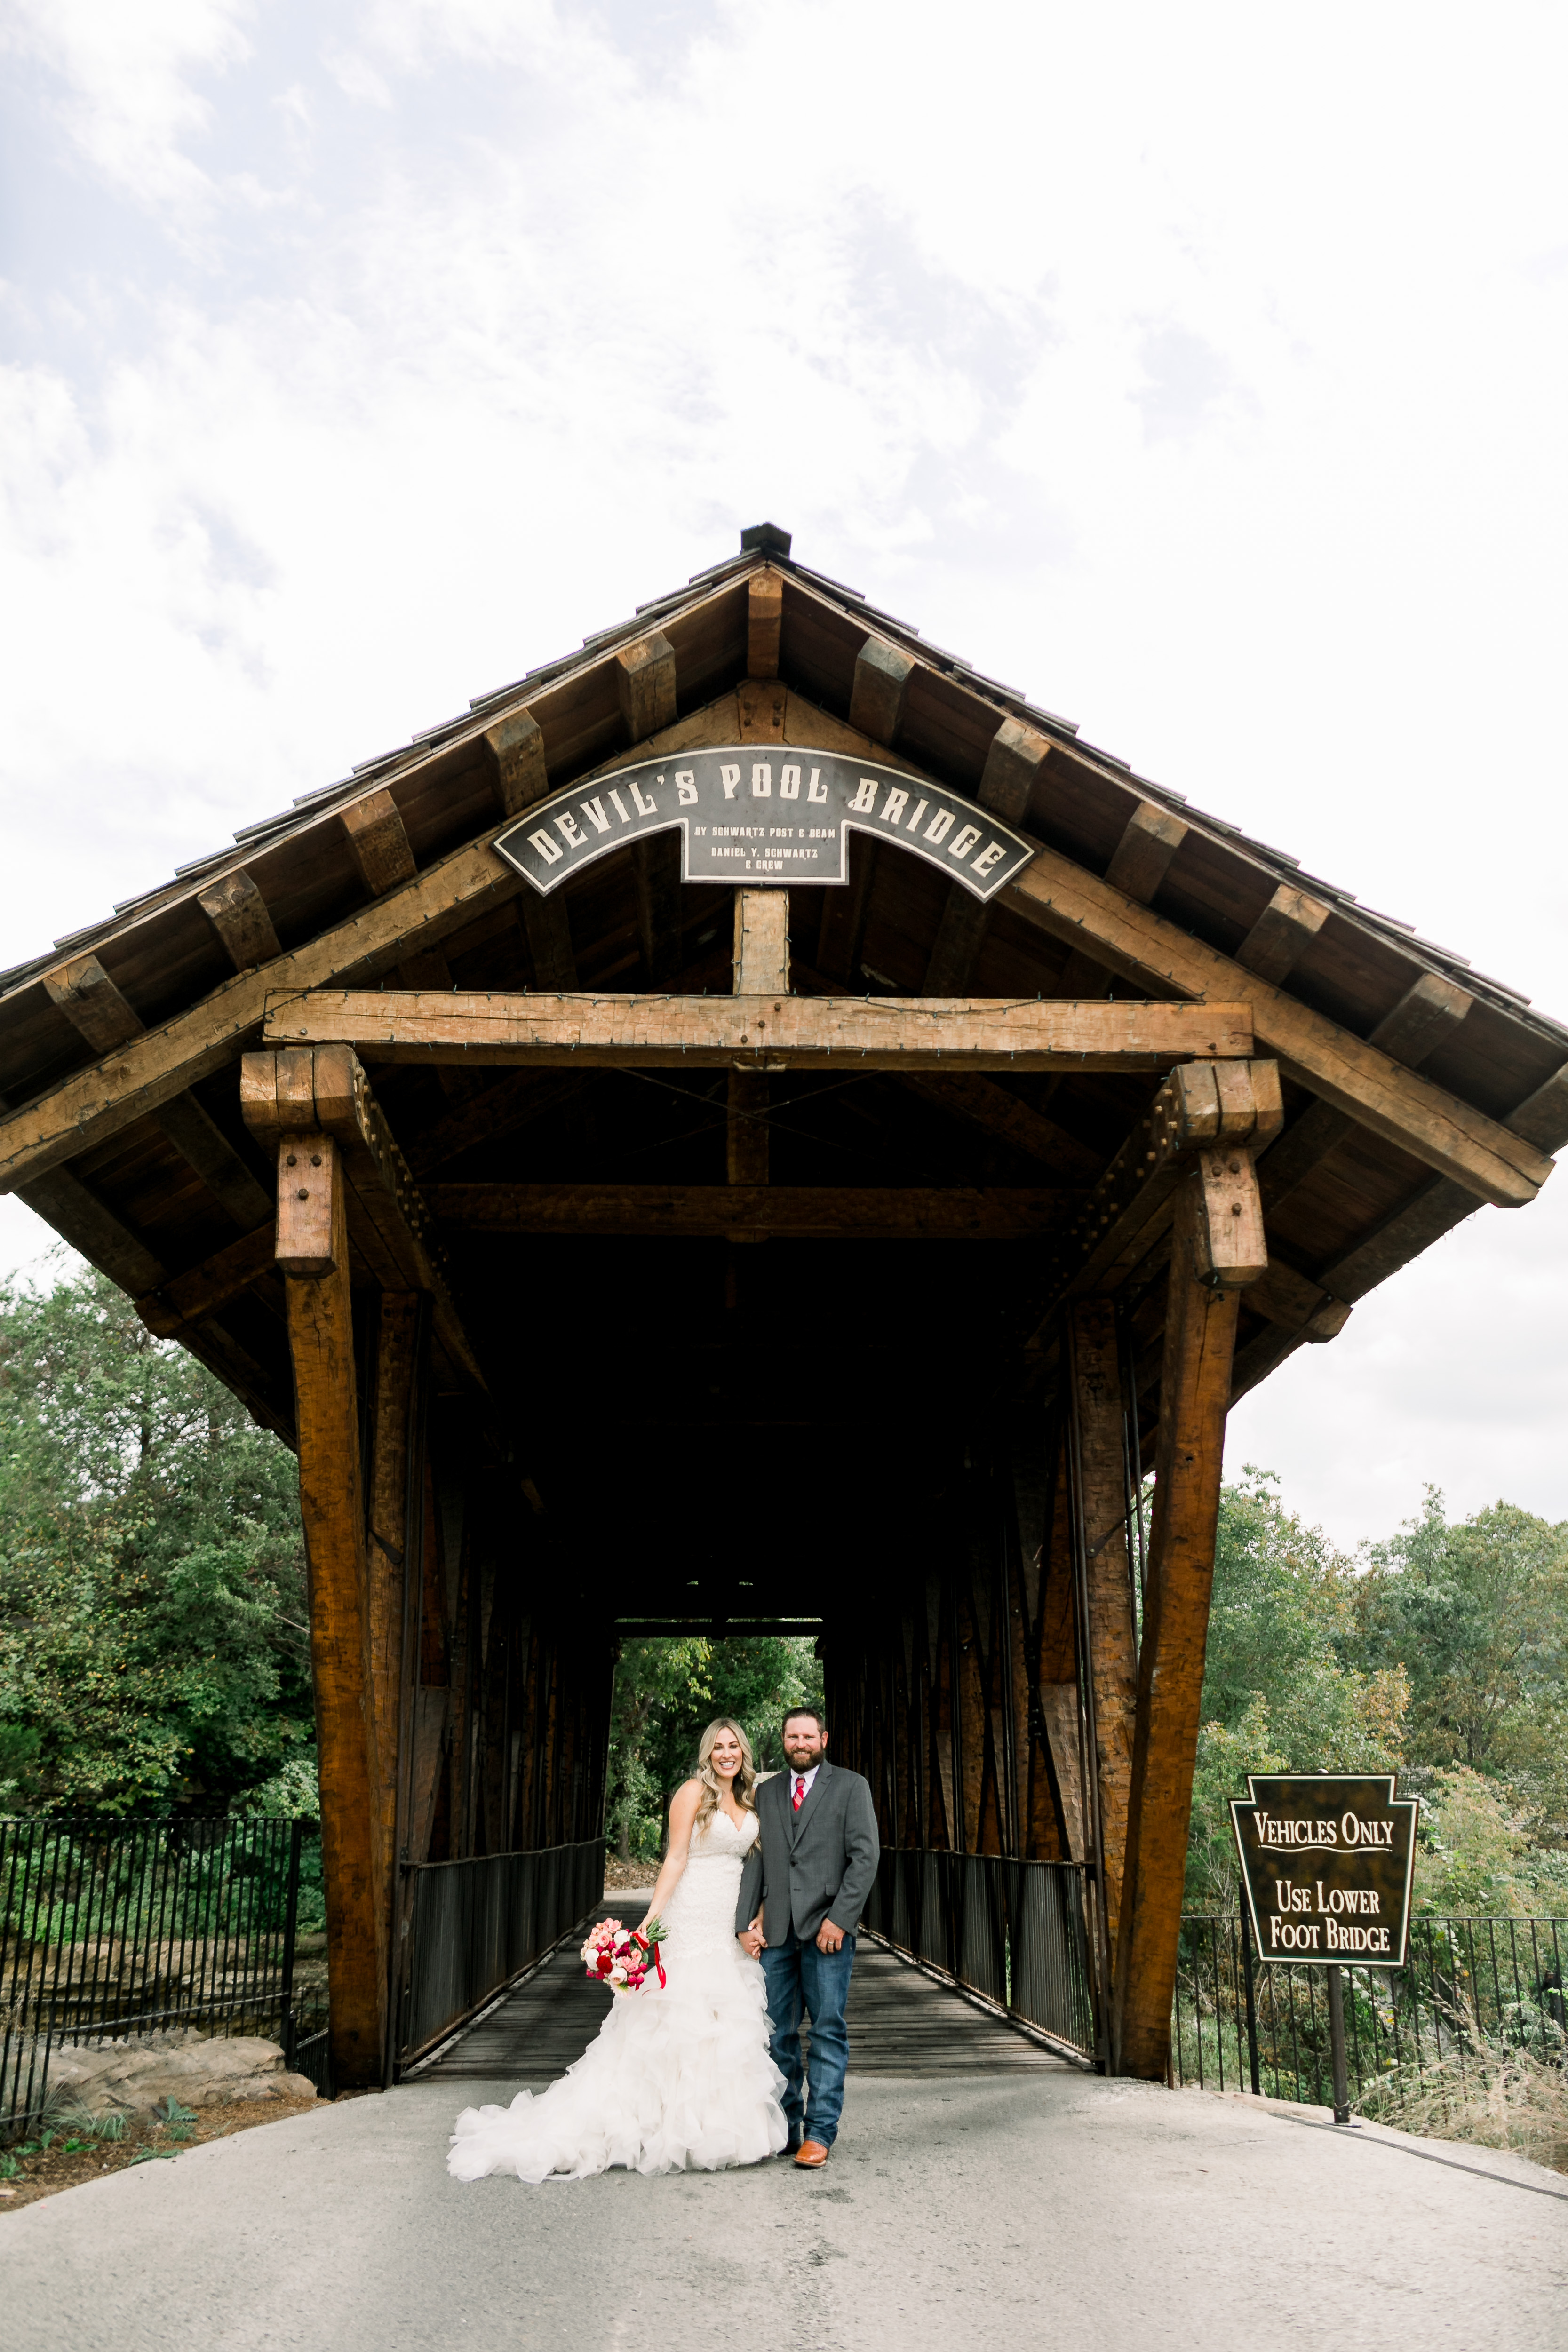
[{"x1": 447, "y1": 1810, "x2": 787, "y2": 2182}]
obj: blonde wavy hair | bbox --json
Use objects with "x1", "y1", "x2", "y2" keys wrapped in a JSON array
[{"x1": 693, "y1": 1717, "x2": 759, "y2": 1833}]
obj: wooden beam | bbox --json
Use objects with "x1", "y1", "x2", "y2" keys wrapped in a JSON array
[
  {"x1": 1025, "y1": 1060, "x2": 1282, "y2": 1340},
  {"x1": 198, "y1": 870, "x2": 282, "y2": 973},
  {"x1": 394, "y1": 947, "x2": 483, "y2": 1105},
  {"x1": 19, "y1": 1163, "x2": 167, "y2": 1293},
  {"x1": 521, "y1": 891, "x2": 578, "y2": 989},
  {"x1": 616, "y1": 631, "x2": 678, "y2": 743},
  {"x1": 747, "y1": 571, "x2": 783, "y2": 677},
  {"x1": 1259, "y1": 972, "x2": 1476, "y2": 1214},
  {"x1": 727, "y1": 890, "x2": 789, "y2": 1191},
  {"x1": 1105, "y1": 803, "x2": 1189, "y2": 904},
  {"x1": 43, "y1": 953, "x2": 143, "y2": 1051},
  {"x1": 0, "y1": 820, "x2": 526, "y2": 1194},
  {"x1": 895, "y1": 1073, "x2": 1106, "y2": 1182},
  {"x1": 425, "y1": 1182, "x2": 1078, "y2": 1240},
  {"x1": 1235, "y1": 883, "x2": 1330, "y2": 986},
  {"x1": 483, "y1": 708, "x2": 548, "y2": 815},
  {"x1": 279, "y1": 1138, "x2": 389, "y2": 2086},
  {"x1": 736, "y1": 676, "x2": 787, "y2": 743},
  {"x1": 921, "y1": 890, "x2": 988, "y2": 999},
  {"x1": 175, "y1": 1313, "x2": 294, "y2": 1445},
  {"x1": 999, "y1": 846, "x2": 1550, "y2": 1207},
  {"x1": 814, "y1": 835, "x2": 878, "y2": 983},
  {"x1": 366, "y1": 1291, "x2": 420, "y2": 1951},
  {"x1": 732, "y1": 890, "x2": 790, "y2": 995},
  {"x1": 40, "y1": 952, "x2": 270, "y2": 1228},
  {"x1": 1294, "y1": 1057, "x2": 1568, "y2": 1326},
  {"x1": 1057, "y1": 804, "x2": 1188, "y2": 995},
  {"x1": 1241, "y1": 1257, "x2": 1354, "y2": 1342},
  {"x1": 341, "y1": 788, "x2": 417, "y2": 898},
  {"x1": 1193, "y1": 1141, "x2": 1268, "y2": 1288},
  {"x1": 1230, "y1": 1288, "x2": 1353, "y2": 1405},
  {"x1": 923, "y1": 717, "x2": 1055, "y2": 996},
  {"x1": 1367, "y1": 969, "x2": 1475, "y2": 1063},
  {"x1": 263, "y1": 989, "x2": 1255, "y2": 1072},
  {"x1": 137, "y1": 1221, "x2": 277, "y2": 1338},
  {"x1": 153, "y1": 1093, "x2": 273, "y2": 1228},
  {"x1": 242, "y1": 1045, "x2": 487, "y2": 1393},
  {"x1": 1069, "y1": 1300, "x2": 1138, "y2": 1951},
  {"x1": 634, "y1": 835, "x2": 684, "y2": 983},
  {"x1": 848, "y1": 636, "x2": 915, "y2": 743},
  {"x1": 1112, "y1": 1173, "x2": 1241, "y2": 2078},
  {"x1": 726, "y1": 1073, "x2": 770, "y2": 1187},
  {"x1": 978, "y1": 717, "x2": 1052, "y2": 825}
]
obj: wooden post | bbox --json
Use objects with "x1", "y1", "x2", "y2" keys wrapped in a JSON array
[
  {"x1": 277, "y1": 1134, "x2": 389, "y2": 2086},
  {"x1": 1069, "y1": 1300, "x2": 1139, "y2": 1951},
  {"x1": 728, "y1": 890, "x2": 789, "y2": 1193},
  {"x1": 1112, "y1": 1172, "x2": 1243, "y2": 2078},
  {"x1": 366, "y1": 1290, "x2": 419, "y2": 1884}
]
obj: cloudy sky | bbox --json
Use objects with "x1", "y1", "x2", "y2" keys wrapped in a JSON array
[{"x1": 2, "y1": 0, "x2": 1565, "y2": 1548}]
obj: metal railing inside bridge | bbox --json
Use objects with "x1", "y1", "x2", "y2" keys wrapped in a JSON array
[
  {"x1": 1173, "y1": 1910, "x2": 1567, "y2": 2118},
  {"x1": 398, "y1": 1836, "x2": 605, "y2": 2072},
  {"x1": 860, "y1": 1849, "x2": 1098, "y2": 2062},
  {"x1": 1, "y1": 1814, "x2": 324, "y2": 2136}
]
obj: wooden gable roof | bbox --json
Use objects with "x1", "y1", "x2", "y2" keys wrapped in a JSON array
[{"x1": 1, "y1": 527, "x2": 1564, "y2": 1544}]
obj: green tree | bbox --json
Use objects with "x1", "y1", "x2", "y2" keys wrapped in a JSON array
[
  {"x1": 0, "y1": 1261, "x2": 314, "y2": 1813},
  {"x1": 1184, "y1": 1469, "x2": 1408, "y2": 1906},
  {"x1": 1354, "y1": 1491, "x2": 1568, "y2": 1827},
  {"x1": 605, "y1": 1634, "x2": 823, "y2": 1862}
]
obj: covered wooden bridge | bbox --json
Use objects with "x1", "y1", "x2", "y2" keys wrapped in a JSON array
[{"x1": 2, "y1": 526, "x2": 1563, "y2": 2089}]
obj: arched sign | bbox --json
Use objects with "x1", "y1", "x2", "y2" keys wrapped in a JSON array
[{"x1": 494, "y1": 747, "x2": 1034, "y2": 902}]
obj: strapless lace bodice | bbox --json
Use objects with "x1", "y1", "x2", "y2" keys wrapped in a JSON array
[{"x1": 660, "y1": 1807, "x2": 758, "y2": 1958}]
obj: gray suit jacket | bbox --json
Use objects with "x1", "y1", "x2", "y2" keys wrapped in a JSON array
[{"x1": 734, "y1": 1761, "x2": 880, "y2": 1947}]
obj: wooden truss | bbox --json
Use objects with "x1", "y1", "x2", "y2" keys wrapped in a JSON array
[{"x1": 262, "y1": 988, "x2": 1255, "y2": 1072}]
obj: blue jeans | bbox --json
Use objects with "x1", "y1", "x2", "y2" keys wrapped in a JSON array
[{"x1": 761, "y1": 1930, "x2": 856, "y2": 2148}]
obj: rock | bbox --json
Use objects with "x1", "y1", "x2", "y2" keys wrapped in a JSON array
[{"x1": 46, "y1": 2035, "x2": 318, "y2": 2115}]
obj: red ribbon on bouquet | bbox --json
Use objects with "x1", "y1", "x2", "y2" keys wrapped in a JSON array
[{"x1": 632, "y1": 1929, "x2": 666, "y2": 1988}]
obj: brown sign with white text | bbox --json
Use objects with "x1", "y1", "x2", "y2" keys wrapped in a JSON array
[{"x1": 1231, "y1": 1774, "x2": 1418, "y2": 1968}]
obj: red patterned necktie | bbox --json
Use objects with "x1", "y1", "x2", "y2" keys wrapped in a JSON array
[{"x1": 793, "y1": 1775, "x2": 805, "y2": 1812}]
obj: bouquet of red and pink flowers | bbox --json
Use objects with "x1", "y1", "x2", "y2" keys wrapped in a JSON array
[{"x1": 581, "y1": 1915, "x2": 667, "y2": 1994}]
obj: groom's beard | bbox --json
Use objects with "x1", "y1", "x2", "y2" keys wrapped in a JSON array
[{"x1": 785, "y1": 1747, "x2": 825, "y2": 1773}]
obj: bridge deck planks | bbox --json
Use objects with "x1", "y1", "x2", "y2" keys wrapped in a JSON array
[{"x1": 421, "y1": 1900, "x2": 1070, "y2": 2087}]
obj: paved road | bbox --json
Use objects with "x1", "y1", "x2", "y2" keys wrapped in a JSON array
[{"x1": 5, "y1": 1925, "x2": 1565, "y2": 2351}]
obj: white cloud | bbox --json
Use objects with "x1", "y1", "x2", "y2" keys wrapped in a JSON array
[{"x1": 1, "y1": 0, "x2": 254, "y2": 212}]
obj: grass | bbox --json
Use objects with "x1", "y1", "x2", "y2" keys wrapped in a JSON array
[
  {"x1": 1360, "y1": 2040, "x2": 1568, "y2": 2175},
  {"x1": 0, "y1": 2087, "x2": 320, "y2": 2209}
]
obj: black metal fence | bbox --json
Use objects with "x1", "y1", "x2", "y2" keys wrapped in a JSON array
[
  {"x1": 1173, "y1": 1910, "x2": 1567, "y2": 2113},
  {"x1": 1, "y1": 1814, "x2": 321, "y2": 2136},
  {"x1": 398, "y1": 1836, "x2": 605, "y2": 2071},
  {"x1": 860, "y1": 1848, "x2": 1097, "y2": 2061}
]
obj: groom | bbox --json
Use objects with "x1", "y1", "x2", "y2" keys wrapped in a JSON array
[{"x1": 735, "y1": 1708, "x2": 879, "y2": 2168}]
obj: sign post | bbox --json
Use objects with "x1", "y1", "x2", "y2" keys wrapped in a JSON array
[{"x1": 1230, "y1": 1774, "x2": 1419, "y2": 2124}]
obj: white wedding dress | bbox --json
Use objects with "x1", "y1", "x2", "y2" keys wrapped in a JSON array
[{"x1": 447, "y1": 1809, "x2": 788, "y2": 2182}]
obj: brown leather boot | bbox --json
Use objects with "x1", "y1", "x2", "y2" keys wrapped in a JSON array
[{"x1": 794, "y1": 2139, "x2": 830, "y2": 2167}]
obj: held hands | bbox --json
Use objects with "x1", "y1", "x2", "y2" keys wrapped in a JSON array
[{"x1": 738, "y1": 1913, "x2": 766, "y2": 1960}]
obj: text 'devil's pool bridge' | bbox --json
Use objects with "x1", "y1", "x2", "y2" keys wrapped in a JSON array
[{"x1": 2, "y1": 524, "x2": 1564, "y2": 2088}]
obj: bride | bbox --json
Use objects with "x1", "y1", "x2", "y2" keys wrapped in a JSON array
[{"x1": 447, "y1": 1718, "x2": 788, "y2": 2182}]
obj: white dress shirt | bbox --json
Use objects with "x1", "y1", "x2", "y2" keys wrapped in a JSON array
[{"x1": 790, "y1": 1764, "x2": 820, "y2": 1807}]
